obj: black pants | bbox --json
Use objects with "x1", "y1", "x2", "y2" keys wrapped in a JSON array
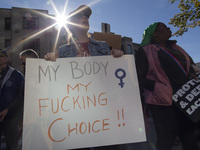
[
  {"x1": 148, "y1": 104, "x2": 199, "y2": 150},
  {"x1": 0, "y1": 118, "x2": 21, "y2": 150}
]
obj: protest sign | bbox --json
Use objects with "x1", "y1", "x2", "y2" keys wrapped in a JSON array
[
  {"x1": 173, "y1": 74, "x2": 200, "y2": 123},
  {"x1": 22, "y1": 55, "x2": 146, "y2": 150}
]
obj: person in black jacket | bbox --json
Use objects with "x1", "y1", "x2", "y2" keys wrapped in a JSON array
[
  {"x1": 135, "y1": 22, "x2": 199, "y2": 150},
  {"x1": 0, "y1": 49, "x2": 24, "y2": 150}
]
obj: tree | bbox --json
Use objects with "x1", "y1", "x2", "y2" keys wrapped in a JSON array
[{"x1": 169, "y1": 0, "x2": 200, "y2": 36}]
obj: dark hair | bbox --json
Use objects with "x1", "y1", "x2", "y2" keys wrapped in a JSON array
[{"x1": 19, "y1": 49, "x2": 39, "y2": 58}]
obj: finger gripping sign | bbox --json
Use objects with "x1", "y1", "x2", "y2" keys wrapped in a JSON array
[
  {"x1": 23, "y1": 55, "x2": 146, "y2": 150},
  {"x1": 172, "y1": 74, "x2": 200, "y2": 123}
]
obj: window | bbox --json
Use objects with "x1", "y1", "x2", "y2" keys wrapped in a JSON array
[
  {"x1": 127, "y1": 44, "x2": 132, "y2": 54},
  {"x1": 5, "y1": 18, "x2": 11, "y2": 30},
  {"x1": 121, "y1": 45, "x2": 125, "y2": 53},
  {"x1": 5, "y1": 39, "x2": 11, "y2": 48},
  {"x1": 23, "y1": 17, "x2": 39, "y2": 29}
]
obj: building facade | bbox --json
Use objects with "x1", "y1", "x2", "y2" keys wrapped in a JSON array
[
  {"x1": 121, "y1": 37, "x2": 139, "y2": 55},
  {"x1": 94, "y1": 23, "x2": 139, "y2": 55},
  {"x1": 0, "y1": 7, "x2": 139, "y2": 72},
  {"x1": 196, "y1": 62, "x2": 200, "y2": 70},
  {"x1": 0, "y1": 7, "x2": 63, "y2": 71}
]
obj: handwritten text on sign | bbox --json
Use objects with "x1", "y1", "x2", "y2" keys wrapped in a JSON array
[{"x1": 23, "y1": 55, "x2": 146, "y2": 150}]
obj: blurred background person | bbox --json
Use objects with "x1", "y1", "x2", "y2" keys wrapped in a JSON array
[
  {"x1": 0, "y1": 49, "x2": 24, "y2": 150},
  {"x1": 18, "y1": 49, "x2": 39, "y2": 149},
  {"x1": 136, "y1": 22, "x2": 199, "y2": 150},
  {"x1": 19, "y1": 49, "x2": 39, "y2": 75}
]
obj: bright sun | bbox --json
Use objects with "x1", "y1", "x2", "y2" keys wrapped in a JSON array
[
  {"x1": 56, "y1": 15, "x2": 68, "y2": 28},
  {"x1": 12, "y1": 0, "x2": 101, "y2": 52}
]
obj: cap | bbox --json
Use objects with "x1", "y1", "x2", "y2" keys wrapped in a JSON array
[
  {"x1": 0, "y1": 49, "x2": 8, "y2": 57},
  {"x1": 68, "y1": 5, "x2": 92, "y2": 19}
]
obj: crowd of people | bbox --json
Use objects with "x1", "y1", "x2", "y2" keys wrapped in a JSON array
[{"x1": 0, "y1": 4, "x2": 200, "y2": 150}]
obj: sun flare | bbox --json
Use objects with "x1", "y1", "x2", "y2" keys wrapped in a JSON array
[
  {"x1": 7, "y1": 0, "x2": 101, "y2": 53},
  {"x1": 56, "y1": 15, "x2": 68, "y2": 28}
]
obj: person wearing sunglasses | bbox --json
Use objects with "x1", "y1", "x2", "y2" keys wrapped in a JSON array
[{"x1": 44, "y1": 5, "x2": 123, "y2": 60}]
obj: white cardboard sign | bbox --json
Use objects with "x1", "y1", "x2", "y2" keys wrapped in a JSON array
[{"x1": 22, "y1": 55, "x2": 146, "y2": 150}]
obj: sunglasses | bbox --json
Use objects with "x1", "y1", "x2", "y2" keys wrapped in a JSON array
[{"x1": 72, "y1": 12, "x2": 90, "y2": 19}]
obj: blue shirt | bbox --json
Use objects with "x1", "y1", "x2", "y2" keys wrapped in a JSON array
[{"x1": 58, "y1": 38, "x2": 110, "y2": 58}]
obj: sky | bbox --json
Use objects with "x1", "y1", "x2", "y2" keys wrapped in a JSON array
[{"x1": 1, "y1": 0, "x2": 200, "y2": 63}]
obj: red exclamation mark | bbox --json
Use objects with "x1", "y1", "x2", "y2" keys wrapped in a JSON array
[{"x1": 117, "y1": 109, "x2": 125, "y2": 127}]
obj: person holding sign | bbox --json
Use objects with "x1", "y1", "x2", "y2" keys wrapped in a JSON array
[
  {"x1": 0, "y1": 49, "x2": 24, "y2": 150},
  {"x1": 136, "y1": 22, "x2": 199, "y2": 150},
  {"x1": 44, "y1": 5, "x2": 124, "y2": 150}
]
